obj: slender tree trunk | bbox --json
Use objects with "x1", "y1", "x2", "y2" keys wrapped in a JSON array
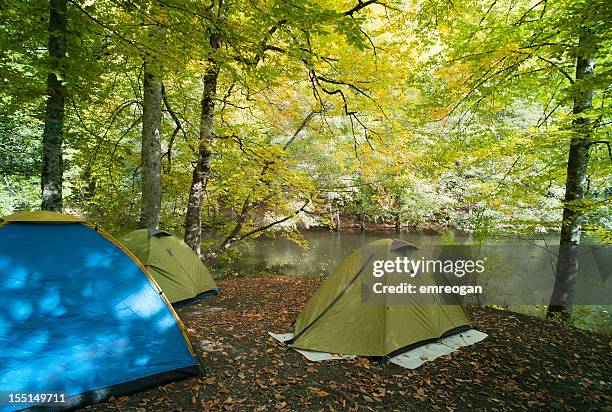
[
  {"x1": 547, "y1": 31, "x2": 596, "y2": 322},
  {"x1": 394, "y1": 193, "x2": 402, "y2": 233},
  {"x1": 184, "y1": 7, "x2": 223, "y2": 255},
  {"x1": 327, "y1": 203, "x2": 340, "y2": 231},
  {"x1": 139, "y1": 59, "x2": 163, "y2": 229},
  {"x1": 41, "y1": 0, "x2": 67, "y2": 212}
]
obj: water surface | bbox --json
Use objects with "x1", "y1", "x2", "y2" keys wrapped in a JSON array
[{"x1": 209, "y1": 229, "x2": 559, "y2": 277}]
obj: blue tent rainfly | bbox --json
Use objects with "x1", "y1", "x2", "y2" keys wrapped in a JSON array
[{"x1": 0, "y1": 211, "x2": 202, "y2": 411}]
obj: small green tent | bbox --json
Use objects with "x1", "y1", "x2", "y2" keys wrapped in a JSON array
[
  {"x1": 289, "y1": 239, "x2": 471, "y2": 357},
  {"x1": 120, "y1": 228, "x2": 219, "y2": 306}
]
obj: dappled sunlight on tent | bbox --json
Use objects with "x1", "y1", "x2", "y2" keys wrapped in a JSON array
[
  {"x1": 11, "y1": 299, "x2": 33, "y2": 320},
  {"x1": 114, "y1": 282, "x2": 166, "y2": 321},
  {"x1": 82, "y1": 247, "x2": 122, "y2": 269},
  {"x1": 81, "y1": 282, "x2": 94, "y2": 297},
  {"x1": 38, "y1": 288, "x2": 61, "y2": 313},
  {"x1": 134, "y1": 355, "x2": 151, "y2": 366},
  {"x1": 17, "y1": 330, "x2": 50, "y2": 355},
  {"x1": 0, "y1": 215, "x2": 200, "y2": 410},
  {"x1": 155, "y1": 313, "x2": 177, "y2": 332},
  {"x1": 1, "y1": 366, "x2": 35, "y2": 390},
  {"x1": 2, "y1": 264, "x2": 29, "y2": 290}
]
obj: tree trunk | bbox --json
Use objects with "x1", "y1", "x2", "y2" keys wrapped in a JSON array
[
  {"x1": 139, "y1": 60, "x2": 163, "y2": 229},
  {"x1": 358, "y1": 213, "x2": 365, "y2": 231},
  {"x1": 394, "y1": 193, "x2": 402, "y2": 233},
  {"x1": 547, "y1": 31, "x2": 596, "y2": 322},
  {"x1": 41, "y1": 0, "x2": 67, "y2": 212},
  {"x1": 184, "y1": 11, "x2": 223, "y2": 256}
]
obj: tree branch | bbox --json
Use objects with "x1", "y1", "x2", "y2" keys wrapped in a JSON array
[
  {"x1": 536, "y1": 56, "x2": 574, "y2": 84},
  {"x1": 590, "y1": 140, "x2": 612, "y2": 163},
  {"x1": 344, "y1": 0, "x2": 380, "y2": 16},
  {"x1": 161, "y1": 82, "x2": 189, "y2": 168},
  {"x1": 203, "y1": 200, "x2": 310, "y2": 261}
]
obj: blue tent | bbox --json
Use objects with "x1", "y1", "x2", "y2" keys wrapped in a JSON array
[{"x1": 0, "y1": 212, "x2": 202, "y2": 411}]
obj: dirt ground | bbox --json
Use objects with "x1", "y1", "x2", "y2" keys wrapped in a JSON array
[{"x1": 85, "y1": 276, "x2": 612, "y2": 411}]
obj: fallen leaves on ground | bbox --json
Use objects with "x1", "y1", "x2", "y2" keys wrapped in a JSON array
[{"x1": 85, "y1": 276, "x2": 612, "y2": 411}]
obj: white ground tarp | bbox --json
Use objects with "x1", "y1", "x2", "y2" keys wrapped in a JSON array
[
  {"x1": 268, "y1": 332, "x2": 357, "y2": 361},
  {"x1": 268, "y1": 329, "x2": 487, "y2": 369},
  {"x1": 387, "y1": 329, "x2": 488, "y2": 369}
]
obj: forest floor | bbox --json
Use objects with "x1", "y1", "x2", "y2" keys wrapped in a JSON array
[{"x1": 85, "y1": 276, "x2": 612, "y2": 412}]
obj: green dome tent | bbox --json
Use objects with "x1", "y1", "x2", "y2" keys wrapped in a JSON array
[
  {"x1": 289, "y1": 239, "x2": 471, "y2": 357},
  {"x1": 120, "y1": 229, "x2": 219, "y2": 306}
]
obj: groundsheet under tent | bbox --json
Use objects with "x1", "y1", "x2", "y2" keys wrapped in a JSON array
[{"x1": 269, "y1": 329, "x2": 488, "y2": 369}]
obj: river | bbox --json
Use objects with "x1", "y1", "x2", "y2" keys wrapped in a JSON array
[{"x1": 209, "y1": 229, "x2": 558, "y2": 277}]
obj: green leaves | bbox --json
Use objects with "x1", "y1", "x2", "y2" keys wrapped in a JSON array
[{"x1": 2, "y1": 0, "x2": 608, "y2": 247}]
